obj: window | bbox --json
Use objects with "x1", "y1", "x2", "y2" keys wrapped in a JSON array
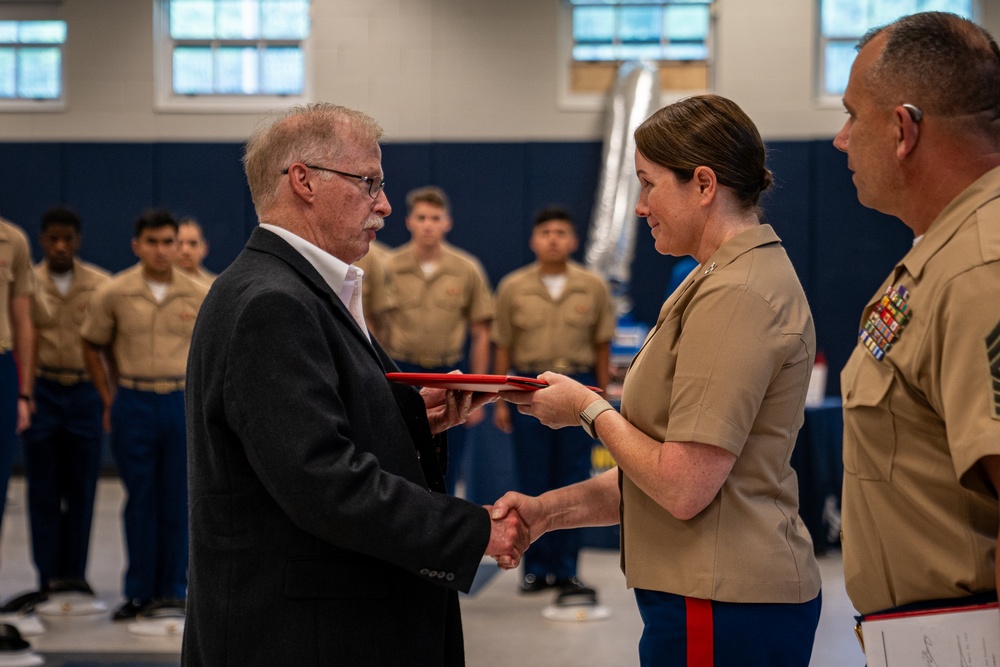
[
  {"x1": 819, "y1": 0, "x2": 974, "y2": 98},
  {"x1": 0, "y1": 20, "x2": 66, "y2": 102},
  {"x1": 567, "y1": 1, "x2": 713, "y2": 95},
  {"x1": 155, "y1": 0, "x2": 310, "y2": 111}
]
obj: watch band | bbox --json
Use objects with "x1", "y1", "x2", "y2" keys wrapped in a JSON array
[{"x1": 580, "y1": 399, "x2": 614, "y2": 439}]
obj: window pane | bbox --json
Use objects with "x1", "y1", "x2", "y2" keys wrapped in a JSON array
[
  {"x1": 919, "y1": 0, "x2": 971, "y2": 14},
  {"x1": 261, "y1": 46, "x2": 303, "y2": 94},
  {"x1": 573, "y1": 6, "x2": 615, "y2": 43},
  {"x1": 217, "y1": 0, "x2": 260, "y2": 39},
  {"x1": 822, "y1": 0, "x2": 868, "y2": 37},
  {"x1": 617, "y1": 43, "x2": 668, "y2": 60},
  {"x1": 664, "y1": 5, "x2": 709, "y2": 41},
  {"x1": 0, "y1": 23, "x2": 16, "y2": 44},
  {"x1": 824, "y1": 41, "x2": 857, "y2": 96},
  {"x1": 216, "y1": 46, "x2": 258, "y2": 93},
  {"x1": 261, "y1": 0, "x2": 310, "y2": 39},
  {"x1": 573, "y1": 43, "x2": 618, "y2": 61},
  {"x1": 0, "y1": 48, "x2": 14, "y2": 97},
  {"x1": 174, "y1": 46, "x2": 214, "y2": 94},
  {"x1": 619, "y1": 7, "x2": 661, "y2": 44},
  {"x1": 18, "y1": 47, "x2": 60, "y2": 98},
  {"x1": 171, "y1": 0, "x2": 215, "y2": 39},
  {"x1": 664, "y1": 43, "x2": 708, "y2": 60},
  {"x1": 871, "y1": 0, "x2": 918, "y2": 26},
  {"x1": 18, "y1": 21, "x2": 66, "y2": 44}
]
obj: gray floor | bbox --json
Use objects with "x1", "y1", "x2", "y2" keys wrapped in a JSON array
[{"x1": 0, "y1": 478, "x2": 865, "y2": 665}]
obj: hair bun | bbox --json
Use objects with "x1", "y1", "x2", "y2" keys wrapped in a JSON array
[{"x1": 759, "y1": 168, "x2": 774, "y2": 193}]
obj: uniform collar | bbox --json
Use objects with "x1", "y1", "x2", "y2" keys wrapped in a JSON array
[
  {"x1": 395, "y1": 242, "x2": 463, "y2": 276},
  {"x1": 898, "y1": 165, "x2": 1000, "y2": 280},
  {"x1": 523, "y1": 261, "x2": 590, "y2": 298}
]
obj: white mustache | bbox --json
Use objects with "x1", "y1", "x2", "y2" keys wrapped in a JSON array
[{"x1": 364, "y1": 218, "x2": 384, "y2": 232}]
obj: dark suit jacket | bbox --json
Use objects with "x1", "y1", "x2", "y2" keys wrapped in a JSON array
[{"x1": 182, "y1": 228, "x2": 491, "y2": 666}]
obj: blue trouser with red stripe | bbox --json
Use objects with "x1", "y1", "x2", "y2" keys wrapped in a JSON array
[{"x1": 634, "y1": 588, "x2": 821, "y2": 666}]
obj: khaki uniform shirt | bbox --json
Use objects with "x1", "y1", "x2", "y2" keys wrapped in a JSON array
[
  {"x1": 355, "y1": 240, "x2": 395, "y2": 321},
  {"x1": 384, "y1": 242, "x2": 493, "y2": 367},
  {"x1": 842, "y1": 166, "x2": 1000, "y2": 615},
  {"x1": 619, "y1": 225, "x2": 820, "y2": 603},
  {"x1": 32, "y1": 259, "x2": 110, "y2": 376},
  {"x1": 0, "y1": 218, "x2": 36, "y2": 352},
  {"x1": 492, "y1": 261, "x2": 614, "y2": 373},
  {"x1": 80, "y1": 264, "x2": 208, "y2": 383}
]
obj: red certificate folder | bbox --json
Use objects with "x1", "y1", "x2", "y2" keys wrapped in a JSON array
[
  {"x1": 858, "y1": 602, "x2": 999, "y2": 666},
  {"x1": 385, "y1": 372, "x2": 601, "y2": 393}
]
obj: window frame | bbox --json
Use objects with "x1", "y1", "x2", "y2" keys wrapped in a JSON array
[
  {"x1": 0, "y1": 19, "x2": 66, "y2": 113},
  {"x1": 153, "y1": 0, "x2": 313, "y2": 114},
  {"x1": 558, "y1": 0, "x2": 715, "y2": 112},
  {"x1": 815, "y1": 0, "x2": 979, "y2": 107}
]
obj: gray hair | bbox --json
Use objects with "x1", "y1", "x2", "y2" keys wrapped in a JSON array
[{"x1": 243, "y1": 103, "x2": 383, "y2": 214}]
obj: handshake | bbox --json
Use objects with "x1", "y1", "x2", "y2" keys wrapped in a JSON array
[{"x1": 483, "y1": 492, "x2": 543, "y2": 570}]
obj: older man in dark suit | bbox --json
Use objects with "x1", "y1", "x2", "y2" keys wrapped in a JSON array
[{"x1": 183, "y1": 103, "x2": 527, "y2": 666}]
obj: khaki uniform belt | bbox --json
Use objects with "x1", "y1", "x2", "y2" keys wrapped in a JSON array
[
  {"x1": 399, "y1": 353, "x2": 463, "y2": 369},
  {"x1": 118, "y1": 376, "x2": 185, "y2": 394},
  {"x1": 38, "y1": 367, "x2": 90, "y2": 385},
  {"x1": 516, "y1": 361, "x2": 594, "y2": 375}
]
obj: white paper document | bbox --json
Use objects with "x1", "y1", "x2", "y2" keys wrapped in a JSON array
[{"x1": 862, "y1": 604, "x2": 1000, "y2": 667}]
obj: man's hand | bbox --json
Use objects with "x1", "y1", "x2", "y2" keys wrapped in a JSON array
[
  {"x1": 483, "y1": 504, "x2": 530, "y2": 570},
  {"x1": 486, "y1": 491, "x2": 549, "y2": 568},
  {"x1": 422, "y1": 378, "x2": 496, "y2": 435}
]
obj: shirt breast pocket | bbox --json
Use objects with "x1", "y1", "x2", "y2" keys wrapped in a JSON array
[{"x1": 842, "y1": 351, "x2": 897, "y2": 481}]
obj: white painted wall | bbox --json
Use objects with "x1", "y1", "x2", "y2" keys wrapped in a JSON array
[{"x1": 0, "y1": 0, "x2": 994, "y2": 142}]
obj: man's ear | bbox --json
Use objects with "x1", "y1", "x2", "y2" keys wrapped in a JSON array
[
  {"x1": 286, "y1": 163, "x2": 315, "y2": 201},
  {"x1": 895, "y1": 105, "x2": 921, "y2": 160}
]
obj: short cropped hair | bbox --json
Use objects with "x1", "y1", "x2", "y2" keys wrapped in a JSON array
[
  {"x1": 134, "y1": 209, "x2": 178, "y2": 239},
  {"x1": 533, "y1": 205, "x2": 573, "y2": 228},
  {"x1": 859, "y1": 12, "x2": 1000, "y2": 130},
  {"x1": 405, "y1": 186, "x2": 450, "y2": 216},
  {"x1": 40, "y1": 206, "x2": 81, "y2": 233}
]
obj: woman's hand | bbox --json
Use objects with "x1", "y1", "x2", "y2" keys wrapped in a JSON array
[{"x1": 499, "y1": 372, "x2": 601, "y2": 429}]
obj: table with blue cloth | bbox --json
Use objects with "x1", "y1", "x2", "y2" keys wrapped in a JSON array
[{"x1": 789, "y1": 397, "x2": 844, "y2": 554}]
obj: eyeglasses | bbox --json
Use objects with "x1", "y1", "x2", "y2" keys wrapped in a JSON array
[{"x1": 281, "y1": 164, "x2": 385, "y2": 199}]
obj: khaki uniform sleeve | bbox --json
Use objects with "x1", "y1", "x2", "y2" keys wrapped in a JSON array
[
  {"x1": 665, "y1": 282, "x2": 784, "y2": 455},
  {"x1": 935, "y1": 268, "x2": 1000, "y2": 492},
  {"x1": 80, "y1": 282, "x2": 116, "y2": 347},
  {"x1": 592, "y1": 276, "x2": 616, "y2": 344},
  {"x1": 490, "y1": 279, "x2": 512, "y2": 347},
  {"x1": 10, "y1": 229, "x2": 35, "y2": 297},
  {"x1": 466, "y1": 259, "x2": 494, "y2": 324}
]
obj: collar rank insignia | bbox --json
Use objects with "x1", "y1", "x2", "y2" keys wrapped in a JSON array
[{"x1": 859, "y1": 284, "x2": 911, "y2": 361}]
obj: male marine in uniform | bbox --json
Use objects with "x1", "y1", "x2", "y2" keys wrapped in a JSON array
[
  {"x1": 22, "y1": 207, "x2": 109, "y2": 603},
  {"x1": 82, "y1": 209, "x2": 208, "y2": 620},
  {"x1": 492, "y1": 206, "x2": 614, "y2": 599},
  {"x1": 834, "y1": 11, "x2": 1000, "y2": 618},
  {"x1": 384, "y1": 187, "x2": 494, "y2": 494}
]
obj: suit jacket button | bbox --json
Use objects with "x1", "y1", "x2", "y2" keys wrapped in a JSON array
[
  {"x1": 446, "y1": 573, "x2": 454, "y2": 581},
  {"x1": 420, "y1": 568, "x2": 429, "y2": 575},
  {"x1": 429, "y1": 570, "x2": 438, "y2": 577}
]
